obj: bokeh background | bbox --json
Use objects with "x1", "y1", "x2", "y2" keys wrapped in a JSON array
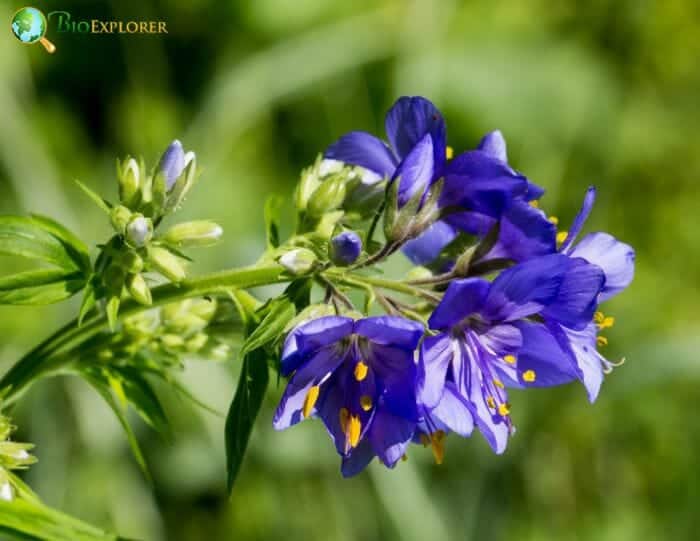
[{"x1": 1, "y1": 0, "x2": 699, "y2": 539}]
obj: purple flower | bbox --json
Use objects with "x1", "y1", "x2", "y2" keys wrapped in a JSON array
[
  {"x1": 325, "y1": 96, "x2": 445, "y2": 208},
  {"x1": 330, "y1": 231, "x2": 362, "y2": 266},
  {"x1": 525, "y1": 189, "x2": 635, "y2": 401},
  {"x1": 417, "y1": 253, "x2": 605, "y2": 454},
  {"x1": 402, "y1": 130, "x2": 545, "y2": 266},
  {"x1": 482, "y1": 188, "x2": 634, "y2": 402},
  {"x1": 273, "y1": 315, "x2": 424, "y2": 476}
]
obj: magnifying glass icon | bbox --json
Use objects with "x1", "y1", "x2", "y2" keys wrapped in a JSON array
[{"x1": 11, "y1": 7, "x2": 56, "y2": 54}]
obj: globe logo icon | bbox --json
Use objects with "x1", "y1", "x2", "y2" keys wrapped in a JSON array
[{"x1": 11, "y1": 7, "x2": 56, "y2": 53}]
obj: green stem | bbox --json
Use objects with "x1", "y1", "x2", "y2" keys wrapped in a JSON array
[
  {"x1": 324, "y1": 269, "x2": 441, "y2": 303},
  {"x1": 0, "y1": 263, "x2": 288, "y2": 405}
]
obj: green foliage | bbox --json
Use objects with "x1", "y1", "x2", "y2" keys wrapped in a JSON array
[
  {"x1": 0, "y1": 215, "x2": 91, "y2": 305},
  {"x1": 0, "y1": 498, "x2": 119, "y2": 541},
  {"x1": 225, "y1": 348, "x2": 270, "y2": 494},
  {"x1": 226, "y1": 285, "x2": 305, "y2": 493}
]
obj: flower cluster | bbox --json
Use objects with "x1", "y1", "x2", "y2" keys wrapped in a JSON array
[
  {"x1": 81, "y1": 141, "x2": 223, "y2": 328},
  {"x1": 273, "y1": 96, "x2": 635, "y2": 475}
]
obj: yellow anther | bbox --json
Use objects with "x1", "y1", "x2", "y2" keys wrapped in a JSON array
[
  {"x1": 594, "y1": 311, "x2": 605, "y2": 324},
  {"x1": 523, "y1": 370, "x2": 536, "y2": 382},
  {"x1": 486, "y1": 396, "x2": 496, "y2": 409},
  {"x1": 419, "y1": 433, "x2": 431, "y2": 447},
  {"x1": 360, "y1": 395, "x2": 373, "y2": 411},
  {"x1": 597, "y1": 336, "x2": 608, "y2": 347},
  {"x1": 498, "y1": 403, "x2": 511, "y2": 416},
  {"x1": 430, "y1": 430, "x2": 446, "y2": 465},
  {"x1": 556, "y1": 231, "x2": 569, "y2": 245},
  {"x1": 303, "y1": 385, "x2": 320, "y2": 418},
  {"x1": 347, "y1": 414, "x2": 362, "y2": 449},
  {"x1": 339, "y1": 407, "x2": 349, "y2": 432},
  {"x1": 598, "y1": 316, "x2": 615, "y2": 330},
  {"x1": 549, "y1": 216, "x2": 559, "y2": 225},
  {"x1": 354, "y1": 361, "x2": 368, "y2": 382},
  {"x1": 504, "y1": 354, "x2": 516, "y2": 365},
  {"x1": 493, "y1": 378, "x2": 505, "y2": 389},
  {"x1": 445, "y1": 146, "x2": 454, "y2": 159},
  {"x1": 529, "y1": 200, "x2": 540, "y2": 208}
]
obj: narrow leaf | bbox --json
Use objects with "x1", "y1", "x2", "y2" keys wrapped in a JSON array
[
  {"x1": 112, "y1": 366, "x2": 170, "y2": 437},
  {"x1": 83, "y1": 373, "x2": 152, "y2": 483},
  {"x1": 74, "y1": 179, "x2": 113, "y2": 214},
  {"x1": 29, "y1": 214, "x2": 91, "y2": 273},
  {"x1": 0, "y1": 270, "x2": 85, "y2": 305},
  {"x1": 225, "y1": 349, "x2": 270, "y2": 493},
  {"x1": 0, "y1": 216, "x2": 82, "y2": 271},
  {"x1": 0, "y1": 498, "x2": 118, "y2": 541},
  {"x1": 240, "y1": 296, "x2": 295, "y2": 356}
]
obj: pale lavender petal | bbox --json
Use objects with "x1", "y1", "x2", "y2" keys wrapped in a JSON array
[{"x1": 570, "y1": 232, "x2": 635, "y2": 302}]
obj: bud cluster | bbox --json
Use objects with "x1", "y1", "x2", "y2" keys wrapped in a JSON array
[
  {"x1": 0, "y1": 416, "x2": 36, "y2": 502},
  {"x1": 87, "y1": 297, "x2": 236, "y2": 375},
  {"x1": 86, "y1": 141, "x2": 223, "y2": 328}
]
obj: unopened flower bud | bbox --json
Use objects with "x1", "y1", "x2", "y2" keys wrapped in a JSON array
[
  {"x1": 330, "y1": 231, "x2": 362, "y2": 266},
  {"x1": 164, "y1": 151, "x2": 198, "y2": 212},
  {"x1": 187, "y1": 298, "x2": 218, "y2": 321},
  {"x1": 295, "y1": 158, "x2": 324, "y2": 211},
  {"x1": 119, "y1": 158, "x2": 140, "y2": 204},
  {"x1": 186, "y1": 332, "x2": 209, "y2": 352},
  {"x1": 110, "y1": 205, "x2": 132, "y2": 235},
  {"x1": 126, "y1": 273, "x2": 152, "y2": 306},
  {"x1": 163, "y1": 221, "x2": 223, "y2": 248},
  {"x1": 125, "y1": 215, "x2": 153, "y2": 247},
  {"x1": 279, "y1": 248, "x2": 316, "y2": 275},
  {"x1": 209, "y1": 342, "x2": 232, "y2": 361},
  {"x1": 156, "y1": 140, "x2": 186, "y2": 191},
  {"x1": 161, "y1": 334, "x2": 185, "y2": 348},
  {"x1": 0, "y1": 442, "x2": 37, "y2": 469},
  {"x1": 307, "y1": 176, "x2": 347, "y2": 217},
  {"x1": 119, "y1": 251, "x2": 144, "y2": 274},
  {"x1": 0, "y1": 480, "x2": 13, "y2": 502},
  {"x1": 149, "y1": 246, "x2": 186, "y2": 282}
]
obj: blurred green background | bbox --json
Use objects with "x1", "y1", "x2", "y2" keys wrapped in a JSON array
[{"x1": 1, "y1": 0, "x2": 699, "y2": 539}]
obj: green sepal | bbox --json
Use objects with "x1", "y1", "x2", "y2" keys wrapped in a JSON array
[
  {"x1": 74, "y1": 179, "x2": 113, "y2": 215},
  {"x1": 264, "y1": 195, "x2": 284, "y2": 249},
  {"x1": 106, "y1": 295, "x2": 121, "y2": 331}
]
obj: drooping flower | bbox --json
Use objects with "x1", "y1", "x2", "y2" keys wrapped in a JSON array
[
  {"x1": 513, "y1": 187, "x2": 636, "y2": 401},
  {"x1": 417, "y1": 253, "x2": 605, "y2": 454},
  {"x1": 403, "y1": 130, "x2": 550, "y2": 266},
  {"x1": 273, "y1": 315, "x2": 424, "y2": 476}
]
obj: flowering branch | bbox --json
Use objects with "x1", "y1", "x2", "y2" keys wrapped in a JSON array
[{"x1": 0, "y1": 95, "x2": 635, "y2": 539}]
